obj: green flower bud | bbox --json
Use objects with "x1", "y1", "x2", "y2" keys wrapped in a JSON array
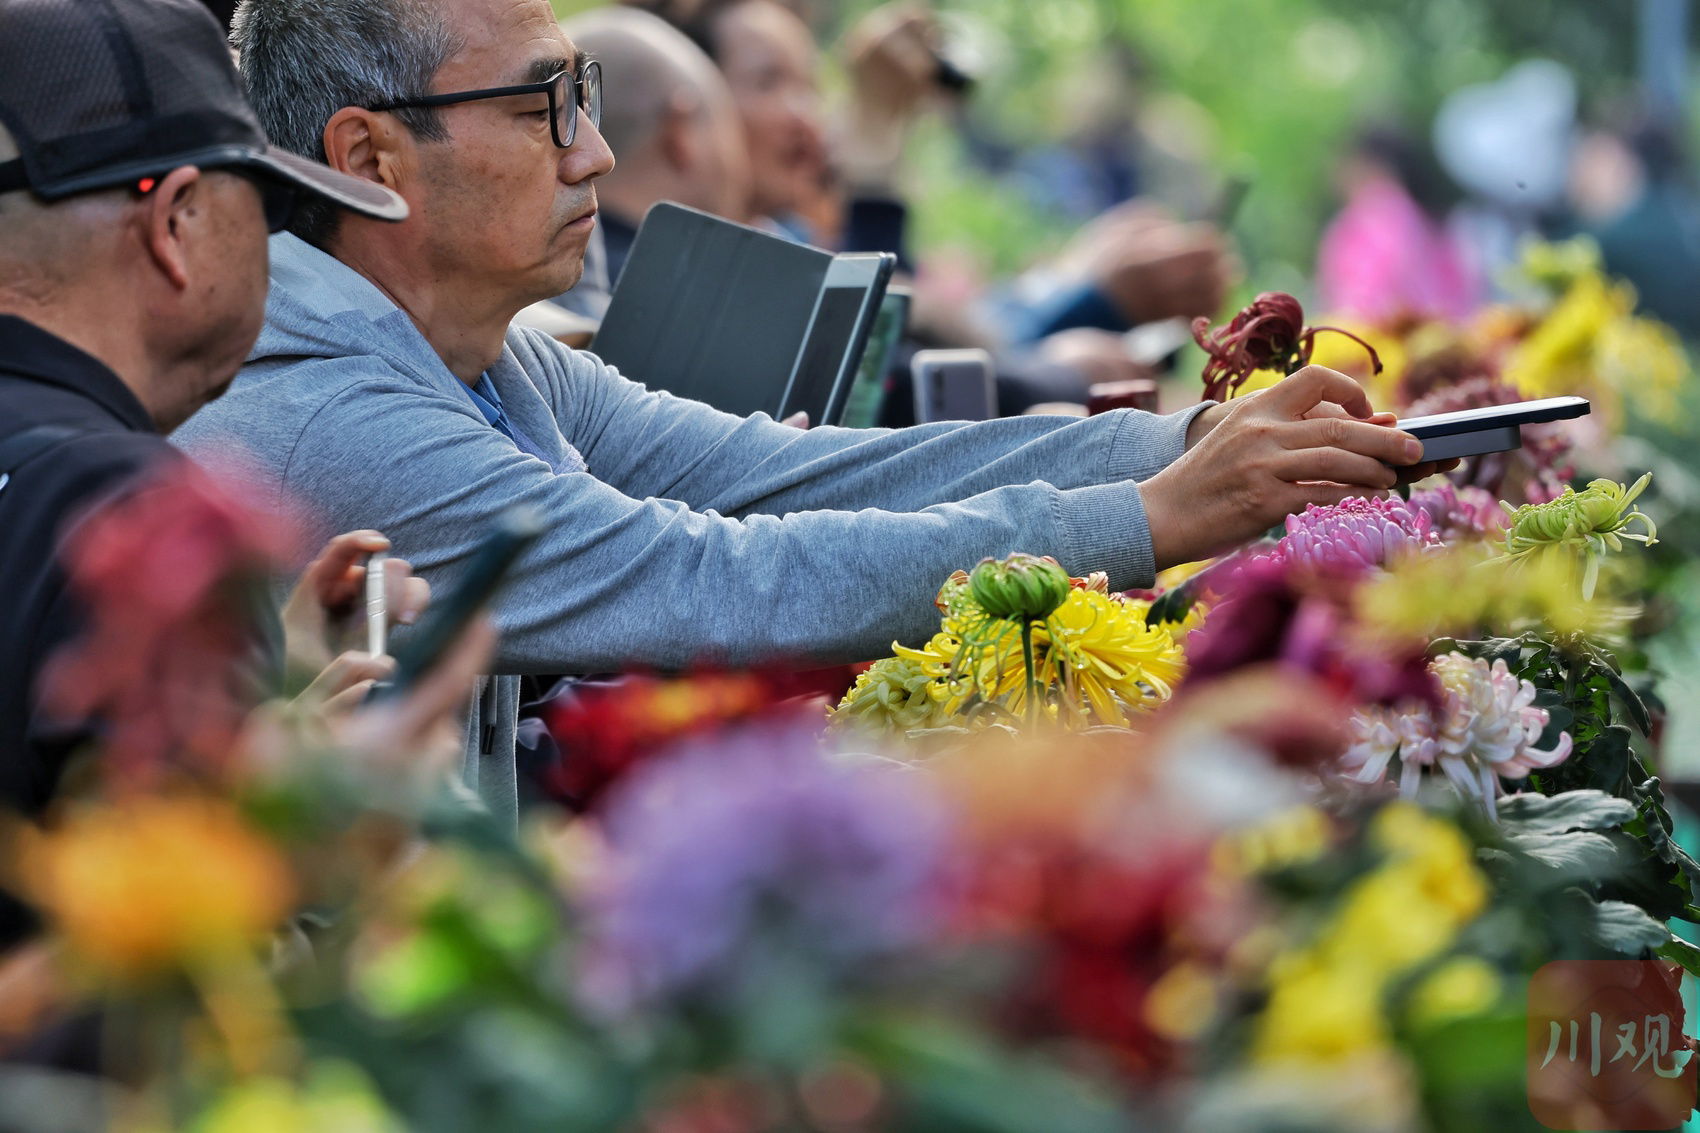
[{"x1": 968, "y1": 553, "x2": 1071, "y2": 622}]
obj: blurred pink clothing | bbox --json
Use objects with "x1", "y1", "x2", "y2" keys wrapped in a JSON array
[{"x1": 1317, "y1": 176, "x2": 1477, "y2": 322}]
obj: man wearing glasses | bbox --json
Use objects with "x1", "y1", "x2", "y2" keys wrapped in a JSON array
[{"x1": 178, "y1": 0, "x2": 1444, "y2": 818}]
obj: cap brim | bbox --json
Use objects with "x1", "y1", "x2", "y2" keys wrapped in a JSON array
[{"x1": 242, "y1": 147, "x2": 409, "y2": 223}]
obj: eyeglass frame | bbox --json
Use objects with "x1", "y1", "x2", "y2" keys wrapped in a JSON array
[{"x1": 367, "y1": 59, "x2": 603, "y2": 151}]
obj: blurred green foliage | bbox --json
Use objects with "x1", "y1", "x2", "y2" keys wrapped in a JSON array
[{"x1": 555, "y1": 0, "x2": 1678, "y2": 284}]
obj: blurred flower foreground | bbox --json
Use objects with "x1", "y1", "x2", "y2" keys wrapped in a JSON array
[{"x1": 2, "y1": 242, "x2": 1697, "y2": 1133}]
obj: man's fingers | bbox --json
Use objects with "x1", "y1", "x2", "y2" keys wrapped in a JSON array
[
  {"x1": 1271, "y1": 448, "x2": 1398, "y2": 492},
  {"x1": 1264, "y1": 365, "x2": 1375, "y2": 421},
  {"x1": 1393, "y1": 458, "x2": 1463, "y2": 486},
  {"x1": 1279, "y1": 417, "x2": 1422, "y2": 465},
  {"x1": 302, "y1": 529, "x2": 392, "y2": 612},
  {"x1": 299, "y1": 650, "x2": 396, "y2": 707},
  {"x1": 383, "y1": 558, "x2": 430, "y2": 627}
]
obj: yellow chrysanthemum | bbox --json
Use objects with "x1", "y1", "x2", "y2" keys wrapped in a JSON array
[
  {"x1": 1354, "y1": 540, "x2": 1633, "y2": 646},
  {"x1": 1501, "y1": 246, "x2": 1690, "y2": 426},
  {"x1": 19, "y1": 795, "x2": 295, "y2": 984},
  {"x1": 829, "y1": 655, "x2": 961, "y2": 736},
  {"x1": 1251, "y1": 804, "x2": 1490, "y2": 1066},
  {"x1": 1408, "y1": 956, "x2": 1502, "y2": 1029},
  {"x1": 1041, "y1": 589, "x2": 1186, "y2": 725},
  {"x1": 885, "y1": 588, "x2": 1186, "y2": 729}
]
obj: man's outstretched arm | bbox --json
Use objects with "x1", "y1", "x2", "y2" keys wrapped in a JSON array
[{"x1": 530, "y1": 330, "x2": 1213, "y2": 516}]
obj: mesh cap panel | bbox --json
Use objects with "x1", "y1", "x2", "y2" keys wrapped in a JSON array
[{"x1": 0, "y1": 0, "x2": 266, "y2": 198}]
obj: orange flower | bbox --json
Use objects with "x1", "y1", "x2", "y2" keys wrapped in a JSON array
[{"x1": 18, "y1": 795, "x2": 295, "y2": 984}]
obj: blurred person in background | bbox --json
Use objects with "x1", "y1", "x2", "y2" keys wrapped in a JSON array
[
  {"x1": 0, "y1": 0, "x2": 505, "y2": 1030},
  {"x1": 176, "y1": 0, "x2": 1445, "y2": 827},
  {"x1": 630, "y1": 0, "x2": 1229, "y2": 417},
  {"x1": 562, "y1": 7, "x2": 753, "y2": 285},
  {"x1": 1316, "y1": 124, "x2": 1477, "y2": 324},
  {"x1": 1568, "y1": 116, "x2": 1700, "y2": 339}
]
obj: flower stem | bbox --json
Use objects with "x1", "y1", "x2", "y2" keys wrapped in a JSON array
[{"x1": 1021, "y1": 619, "x2": 1038, "y2": 727}]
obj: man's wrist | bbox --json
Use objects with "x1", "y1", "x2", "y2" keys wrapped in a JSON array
[{"x1": 1185, "y1": 401, "x2": 1228, "y2": 450}]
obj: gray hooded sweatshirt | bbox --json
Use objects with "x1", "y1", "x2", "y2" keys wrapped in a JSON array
[{"x1": 173, "y1": 235, "x2": 1211, "y2": 819}]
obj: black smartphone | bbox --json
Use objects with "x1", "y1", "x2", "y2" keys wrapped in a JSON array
[
  {"x1": 1397, "y1": 395, "x2": 1590, "y2": 462},
  {"x1": 367, "y1": 505, "x2": 544, "y2": 702}
]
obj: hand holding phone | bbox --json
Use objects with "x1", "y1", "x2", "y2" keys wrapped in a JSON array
[{"x1": 368, "y1": 505, "x2": 544, "y2": 702}]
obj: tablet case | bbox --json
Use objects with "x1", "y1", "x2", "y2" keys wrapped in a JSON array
[{"x1": 593, "y1": 203, "x2": 878, "y2": 422}]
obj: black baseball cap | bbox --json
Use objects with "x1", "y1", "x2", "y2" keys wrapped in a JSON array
[{"x1": 0, "y1": 0, "x2": 407, "y2": 225}]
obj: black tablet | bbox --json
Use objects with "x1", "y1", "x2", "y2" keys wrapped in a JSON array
[
  {"x1": 592, "y1": 203, "x2": 831, "y2": 419},
  {"x1": 1397, "y1": 396, "x2": 1590, "y2": 461},
  {"x1": 592, "y1": 204, "x2": 893, "y2": 425}
]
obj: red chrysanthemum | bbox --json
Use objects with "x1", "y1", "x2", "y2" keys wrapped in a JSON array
[{"x1": 1192, "y1": 291, "x2": 1383, "y2": 402}]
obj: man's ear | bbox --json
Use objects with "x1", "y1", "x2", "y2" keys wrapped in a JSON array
[
  {"x1": 140, "y1": 165, "x2": 205, "y2": 291},
  {"x1": 323, "y1": 107, "x2": 412, "y2": 192}
]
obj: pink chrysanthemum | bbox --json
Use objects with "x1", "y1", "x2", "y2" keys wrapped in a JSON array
[
  {"x1": 1260, "y1": 496, "x2": 1440, "y2": 573},
  {"x1": 1340, "y1": 653, "x2": 1573, "y2": 818},
  {"x1": 1408, "y1": 481, "x2": 1508, "y2": 543}
]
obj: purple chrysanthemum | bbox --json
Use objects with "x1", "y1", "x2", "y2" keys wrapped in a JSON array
[
  {"x1": 579, "y1": 725, "x2": 948, "y2": 1013},
  {"x1": 1408, "y1": 481, "x2": 1507, "y2": 543},
  {"x1": 1260, "y1": 496, "x2": 1440, "y2": 573}
]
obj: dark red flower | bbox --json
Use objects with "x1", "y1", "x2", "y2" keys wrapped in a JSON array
[
  {"x1": 37, "y1": 459, "x2": 296, "y2": 786},
  {"x1": 541, "y1": 666, "x2": 858, "y2": 810},
  {"x1": 1192, "y1": 291, "x2": 1383, "y2": 402}
]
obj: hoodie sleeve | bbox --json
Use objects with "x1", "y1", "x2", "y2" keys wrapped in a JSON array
[
  {"x1": 514, "y1": 330, "x2": 1212, "y2": 517},
  {"x1": 276, "y1": 366, "x2": 1165, "y2": 674}
]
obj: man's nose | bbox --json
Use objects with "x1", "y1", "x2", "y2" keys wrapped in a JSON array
[{"x1": 561, "y1": 110, "x2": 615, "y2": 183}]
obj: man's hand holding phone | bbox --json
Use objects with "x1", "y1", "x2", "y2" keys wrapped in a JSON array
[
  {"x1": 282, "y1": 530, "x2": 431, "y2": 711},
  {"x1": 1144, "y1": 366, "x2": 1461, "y2": 569}
]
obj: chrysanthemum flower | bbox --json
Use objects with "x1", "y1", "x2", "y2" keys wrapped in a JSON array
[
  {"x1": 1340, "y1": 654, "x2": 1573, "y2": 818},
  {"x1": 887, "y1": 589, "x2": 1186, "y2": 729},
  {"x1": 1408, "y1": 481, "x2": 1507, "y2": 543},
  {"x1": 830, "y1": 656, "x2": 959, "y2": 737},
  {"x1": 1501, "y1": 474, "x2": 1658, "y2": 600},
  {"x1": 20, "y1": 795, "x2": 296, "y2": 983},
  {"x1": 1259, "y1": 496, "x2": 1440, "y2": 574}
]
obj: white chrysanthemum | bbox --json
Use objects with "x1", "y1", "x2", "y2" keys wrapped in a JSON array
[{"x1": 1340, "y1": 654, "x2": 1572, "y2": 818}]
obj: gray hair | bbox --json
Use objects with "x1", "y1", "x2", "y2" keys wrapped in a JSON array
[{"x1": 231, "y1": 0, "x2": 461, "y2": 247}]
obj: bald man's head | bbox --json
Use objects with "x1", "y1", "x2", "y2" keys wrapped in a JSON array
[
  {"x1": 0, "y1": 124, "x2": 126, "y2": 304},
  {"x1": 563, "y1": 7, "x2": 751, "y2": 221}
]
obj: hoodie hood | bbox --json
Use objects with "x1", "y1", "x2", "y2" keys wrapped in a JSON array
[{"x1": 253, "y1": 233, "x2": 585, "y2": 476}]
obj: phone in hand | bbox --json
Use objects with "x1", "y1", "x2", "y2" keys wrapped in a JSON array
[
  {"x1": 367, "y1": 505, "x2": 544, "y2": 702},
  {"x1": 1397, "y1": 396, "x2": 1590, "y2": 462}
]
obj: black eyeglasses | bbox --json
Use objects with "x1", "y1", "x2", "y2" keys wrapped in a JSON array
[{"x1": 369, "y1": 59, "x2": 603, "y2": 151}]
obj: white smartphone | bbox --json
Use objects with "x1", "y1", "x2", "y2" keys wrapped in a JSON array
[
  {"x1": 912, "y1": 348, "x2": 997, "y2": 423},
  {"x1": 1397, "y1": 395, "x2": 1590, "y2": 461}
]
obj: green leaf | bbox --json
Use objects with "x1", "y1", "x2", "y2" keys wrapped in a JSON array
[
  {"x1": 1503, "y1": 830, "x2": 1626, "y2": 888},
  {"x1": 1576, "y1": 725, "x2": 1633, "y2": 794},
  {"x1": 854, "y1": 1016, "x2": 1131, "y2": 1133},
  {"x1": 1587, "y1": 646, "x2": 1653, "y2": 735},
  {"x1": 1657, "y1": 936, "x2": 1700, "y2": 977},
  {"x1": 1583, "y1": 899, "x2": 1672, "y2": 956},
  {"x1": 1497, "y1": 790, "x2": 1637, "y2": 834}
]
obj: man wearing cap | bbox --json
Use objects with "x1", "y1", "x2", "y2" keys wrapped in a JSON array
[
  {"x1": 177, "y1": 0, "x2": 1447, "y2": 819},
  {"x1": 0, "y1": 0, "x2": 409, "y2": 813}
]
